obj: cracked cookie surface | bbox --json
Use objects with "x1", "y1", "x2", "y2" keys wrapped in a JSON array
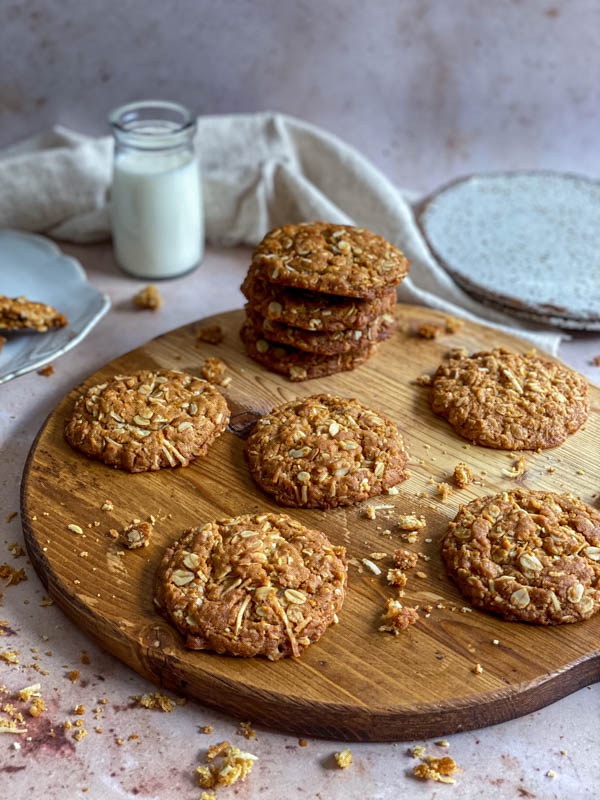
[
  {"x1": 246, "y1": 394, "x2": 409, "y2": 509},
  {"x1": 430, "y1": 347, "x2": 589, "y2": 449},
  {"x1": 65, "y1": 369, "x2": 229, "y2": 472},
  {"x1": 154, "y1": 512, "x2": 347, "y2": 660},
  {"x1": 250, "y1": 222, "x2": 409, "y2": 299},
  {"x1": 442, "y1": 489, "x2": 600, "y2": 624}
]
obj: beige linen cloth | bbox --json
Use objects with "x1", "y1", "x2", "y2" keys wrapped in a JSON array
[{"x1": 0, "y1": 111, "x2": 561, "y2": 353}]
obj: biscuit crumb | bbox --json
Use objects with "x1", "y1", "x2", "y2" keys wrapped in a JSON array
[
  {"x1": 0, "y1": 564, "x2": 27, "y2": 586},
  {"x1": 299, "y1": 738, "x2": 308, "y2": 747},
  {"x1": 8, "y1": 541, "x2": 25, "y2": 557},
  {"x1": 38, "y1": 364, "x2": 55, "y2": 376},
  {"x1": 69, "y1": 669, "x2": 80, "y2": 683},
  {"x1": 393, "y1": 548, "x2": 418, "y2": 570},
  {"x1": 387, "y1": 569, "x2": 407, "y2": 588},
  {"x1": 101, "y1": 500, "x2": 114, "y2": 512},
  {"x1": 120, "y1": 520, "x2": 153, "y2": 550},
  {"x1": 18, "y1": 683, "x2": 41, "y2": 702},
  {"x1": 133, "y1": 285, "x2": 163, "y2": 311},
  {"x1": 196, "y1": 324, "x2": 224, "y2": 345},
  {"x1": 410, "y1": 745, "x2": 426, "y2": 758},
  {"x1": 195, "y1": 740, "x2": 257, "y2": 789},
  {"x1": 593, "y1": 356, "x2": 600, "y2": 367},
  {"x1": 415, "y1": 374, "x2": 432, "y2": 387},
  {"x1": 239, "y1": 720, "x2": 255, "y2": 740},
  {"x1": 453, "y1": 462, "x2": 473, "y2": 488},
  {"x1": 396, "y1": 514, "x2": 426, "y2": 531},
  {"x1": 365, "y1": 505, "x2": 376, "y2": 520},
  {"x1": 413, "y1": 755, "x2": 462, "y2": 784},
  {"x1": 134, "y1": 691, "x2": 176, "y2": 712},
  {"x1": 200, "y1": 357, "x2": 228, "y2": 385},
  {"x1": 379, "y1": 599, "x2": 419, "y2": 634},
  {"x1": 445, "y1": 316, "x2": 464, "y2": 334},
  {"x1": 417, "y1": 322, "x2": 445, "y2": 339},
  {"x1": 28, "y1": 696, "x2": 46, "y2": 717},
  {"x1": 502, "y1": 455, "x2": 526, "y2": 479},
  {"x1": 437, "y1": 482, "x2": 452, "y2": 502},
  {"x1": 362, "y1": 558, "x2": 382, "y2": 575},
  {"x1": 334, "y1": 748, "x2": 353, "y2": 768},
  {"x1": 472, "y1": 663, "x2": 483, "y2": 674},
  {"x1": 435, "y1": 739, "x2": 450, "y2": 747},
  {"x1": 202, "y1": 725, "x2": 213, "y2": 734},
  {"x1": 546, "y1": 769, "x2": 557, "y2": 778}
]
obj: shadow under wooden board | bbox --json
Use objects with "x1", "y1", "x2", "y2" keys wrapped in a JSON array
[{"x1": 21, "y1": 305, "x2": 600, "y2": 742}]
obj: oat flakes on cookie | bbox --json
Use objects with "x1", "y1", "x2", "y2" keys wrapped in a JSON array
[
  {"x1": 240, "y1": 319, "x2": 374, "y2": 381},
  {"x1": 0, "y1": 295, "x2": 67, "y2": 332},
  {"x1": 245, "y1": 305, "x2": 396, "y2": 355},
  {"x1": 442, "y1": 489, "x2": 600, "y2": 624},
  {"x1": 154, "y1": 512, "x2": 347, "y2": 660},
  {"x1": 430, "y1": 347, "x2": 589, "y2": 449},
  {"x1": 65, "y1": 369, "x2": 229, "y2": 472},
  {"x1": 241, "y1": 269, "x2": 397, "y2": 331},
  {"x1": 246, "y1": 394, "x2": 409, "y2": 509},
  {"x1": 251, "y1": 222, "x2": 410, "y2": 299}
]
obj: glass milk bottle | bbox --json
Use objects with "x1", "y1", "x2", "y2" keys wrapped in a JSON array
[{"x1": 109, "y1": 100, "x2": 203, "y2": 279}]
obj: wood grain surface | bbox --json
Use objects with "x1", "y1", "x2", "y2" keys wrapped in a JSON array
[{"x1": 21, "y1": 305, "x2": 600, "y2": 742}]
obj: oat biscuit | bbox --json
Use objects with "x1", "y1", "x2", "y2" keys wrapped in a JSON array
[
  {"x1": 442, "y1": 489, "x2": 600, "y2": 624},
  {"x1": 430, "y1": 347, "x2": 589, "y2": 449},
  {"x1": 240, "y1": 320, "x2": 374, "y2": 381},
  {"x1": 154, "y1": 512, "x2": 347, "y2": 659},
  {"x1": 0, "y1": 295, "x2": 67, "y2": 332},
  {"x1": 241, "y1": 269, "x2": 397, "y2": 331},
  {"x1": 245, "y1": 305, "x2": 396, "y2": 355},
  {"x1": 245, "y1": 394, "x2": 409, "y2": 509},
  {"x1": 65, "y1": 369, "x2": 229, "y2": 472},
  {"x1": 251, "y1": 222, "x2": 410, "y2": 299}
]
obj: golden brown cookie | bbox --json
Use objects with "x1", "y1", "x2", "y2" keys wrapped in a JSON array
[
  {"x1": 251, "y1": 222, "x2": 410, "y2": 299},
  {"x1": 65, "y1": 369, "x2": 229, "y2": 472},
  {"x1": 240, "y1": 319, "x2": 374, "y2": 381},
  {"x1": 0, "y1": 295, "x2": 67, "y2": 332},
  {"x1": 442, "y1": 489, "x2": 600, "y2": 624},
  {"x1": 154, "y1": 512, "x2": 347, "y2": 660},
  {"x1": 245, "y1": 305, "x2": 396, "y2": 355},
  {"x1": 430, "y1": 347, "x2": 589, "y2": 449},
  {"x1": 241, "y1": 268, "x2": 397, "y2": 331},
  {"x1": 246, "y1": 394, "x2": 409, "y2": 509}
]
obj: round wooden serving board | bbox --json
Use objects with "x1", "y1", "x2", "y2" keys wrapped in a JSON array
[{"x1": 21, "y1": 305, "x2": 600, "y2": 742}]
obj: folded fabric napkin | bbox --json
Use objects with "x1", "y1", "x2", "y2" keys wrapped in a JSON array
[{"x1": 0, "y1": 112, "x2": 561, "y2": 353}]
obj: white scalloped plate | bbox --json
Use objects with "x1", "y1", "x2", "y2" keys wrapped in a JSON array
[
  {"x1": 0, "y1": 231, "x2": 110, "y2": 383},
  {"x1": 419, "y1": 171, "x2": 600, "y2": 329}
]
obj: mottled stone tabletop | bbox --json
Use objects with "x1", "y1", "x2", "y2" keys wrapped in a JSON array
[{"x1": 1, "y1": 243, "x2": 599, "y2": 799}]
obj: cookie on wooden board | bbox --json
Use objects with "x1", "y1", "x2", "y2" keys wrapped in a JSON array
[
  {"x1": 250, "y1": 222, "x2": 410, "y2": 299},
  {"x1": 246, "y1": 394, "x2": 409, "y2": 509},
  {"x1": 65, "y1": 369, "x2": 229, "y2": 472},
  {"x1": 154, "y1": 512, "x2": 347, "y2": 660},
  {"x1": 0, "y1": 294, "x2": 67, "y2": 332},
  {"x1": 442, "y1": 489, "x2": 600, "y2": 624},
  {"x1": 430, "y1": 347, "x2": 589, "y2": 450},
  {"x1": 245, "y1": 305, "x2": 396, "y2": 355},
  {"x1": 241, "y1": 269, "x2": 397, "y2": 331},
  {"x1": 240, "y1": 319, "x2": 374, "y2": 381}
]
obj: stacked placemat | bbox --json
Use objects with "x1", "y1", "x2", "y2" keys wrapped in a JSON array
[{"x1": 240, "y1": 222, "x2": 410, "y2": 380}]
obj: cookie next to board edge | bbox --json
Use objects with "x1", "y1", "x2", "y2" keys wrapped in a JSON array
[
  {"x1": 429, "y1": 347, "x2": 589, "y2": 450},
  {"x1": 245, "y1": 394, "x2": 409, "y2": 509},
  {"x1": 64, "y1": 369, "x2": 230, "y2": 472},
  {"x1": 154, "y1": 512, "x2": 347, "y2": 660},
  {"x1": 250, "y1": 222, "x2": 410, "y2": 299},
  {"x1": 442, "y1": 489, "x2": 600, "y2": 624}
]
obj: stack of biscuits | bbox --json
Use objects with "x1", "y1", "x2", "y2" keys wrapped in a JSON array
[{"x1": 240, "y1": 222, "x2": 410, "y2": 380}]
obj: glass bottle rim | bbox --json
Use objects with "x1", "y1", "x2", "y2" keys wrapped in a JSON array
[{"x1": 109, "y1": 100, "x2": 196, "y2": 150}]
